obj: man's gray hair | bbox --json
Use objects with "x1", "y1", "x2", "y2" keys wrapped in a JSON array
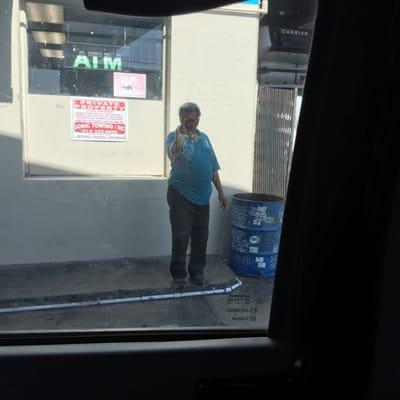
[{"x1": 179, "y1": 102, "x2": 201, "y2": 117}]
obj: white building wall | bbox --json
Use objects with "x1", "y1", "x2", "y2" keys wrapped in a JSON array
[
  {"x1": 0, "y1": 2, "x2": 259, "y2": 265},
  {"x1": 168, "y1": 10, "x2": 258, "y2": 189}
]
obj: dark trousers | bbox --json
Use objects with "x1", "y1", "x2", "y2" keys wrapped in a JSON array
[{"x1": 167, "y1": 185, "x2": 210, "y2": 280}]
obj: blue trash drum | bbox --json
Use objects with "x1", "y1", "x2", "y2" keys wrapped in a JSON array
[{"x1": 230, "y1": 193, "x2": 284, "y2": 278}]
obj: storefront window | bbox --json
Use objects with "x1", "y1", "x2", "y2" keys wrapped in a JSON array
[{"x1": 27, "y1": 1, "x2": 164, "y2": 99}]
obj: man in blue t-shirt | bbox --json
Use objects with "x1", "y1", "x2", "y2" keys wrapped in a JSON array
[{"x1": 166, "y1": 102, "x2": 227, "y2": 289}]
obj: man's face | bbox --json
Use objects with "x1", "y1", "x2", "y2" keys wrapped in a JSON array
[{"x1": 180, "y1": 111, "x2": 199, "y2": 130}]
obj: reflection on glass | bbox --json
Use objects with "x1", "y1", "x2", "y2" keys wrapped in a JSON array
[{"x1": 27, "y1": 1, "x2": 163, "y2": 99}]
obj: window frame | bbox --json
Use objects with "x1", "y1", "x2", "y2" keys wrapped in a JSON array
[{"x1": 3, "y1": 0, "x2": 399, "y2": 398}]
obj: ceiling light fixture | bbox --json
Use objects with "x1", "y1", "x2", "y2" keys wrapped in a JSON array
[
  {"x1": 40, "y1": 48, "x2": 65, "y2": 58},
  {"x1": 26, "y1": 2, "x2": 64, "y2": 24},
  {"x1": 32, "y1": 31, "x2": 66, "y2": 44}
]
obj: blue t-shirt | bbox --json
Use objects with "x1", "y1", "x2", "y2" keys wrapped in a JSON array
[{"x1": 166, "y1": 131, "x2": 220, "y2": 205}]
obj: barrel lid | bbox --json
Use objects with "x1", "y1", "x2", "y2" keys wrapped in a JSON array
[{"x1": 232, "y1": 193, "x2": 283, "y2": 202}]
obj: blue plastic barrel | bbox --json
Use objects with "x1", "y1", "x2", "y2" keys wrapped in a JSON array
[{"x1": 230, "y1": 193, "x2": 284, "y2": 278}]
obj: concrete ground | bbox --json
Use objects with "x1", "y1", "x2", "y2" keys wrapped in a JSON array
[{"x1": 0, "y1": 256, "x2": 274, "y2": 330}]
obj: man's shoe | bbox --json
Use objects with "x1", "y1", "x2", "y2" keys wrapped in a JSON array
[
  {"x1": 189, "y1": 275, "x2": 208, "y2": 286},
  {"x1": 171, "y1": 279, "x2": 186, "y2": 290}
]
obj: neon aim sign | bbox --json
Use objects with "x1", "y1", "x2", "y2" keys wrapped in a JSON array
[{"x1": 73, "y1": 55, "x2": 122, "y2": 71}]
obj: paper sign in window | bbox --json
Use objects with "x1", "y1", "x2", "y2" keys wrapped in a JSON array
[
  {"x1": 71, "y1": 97, "x2": 128, "y2": 142},
  {"x1": 113, "y1": 72, "x2": 146, "y2": 98}
]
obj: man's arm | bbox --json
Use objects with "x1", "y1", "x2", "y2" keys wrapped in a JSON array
[{"x1": 213, "y1": 171, "x2": 227, "y2": 210}]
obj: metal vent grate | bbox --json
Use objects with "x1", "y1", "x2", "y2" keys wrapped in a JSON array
[{"x1": 253, "y1": 86, "x2": 296, "y2": 198}]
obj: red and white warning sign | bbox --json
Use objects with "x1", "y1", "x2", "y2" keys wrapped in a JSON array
[{"x1": 71, "y1": 97, "x2": 128, "y2": 141}]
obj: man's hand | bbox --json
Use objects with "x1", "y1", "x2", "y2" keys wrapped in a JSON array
[
  {"x1": 213, "y1": 171, "x2": 226, "y2": 210},
  {"x1": 170, "y1": 126, "x2": 187, "y2": 160},
  {"x1": 177, "y1": 125, "x2": 187, "y2": 135},
  {"x1": 218, "y1": 192, "x2": 227, "y2": 210}
]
